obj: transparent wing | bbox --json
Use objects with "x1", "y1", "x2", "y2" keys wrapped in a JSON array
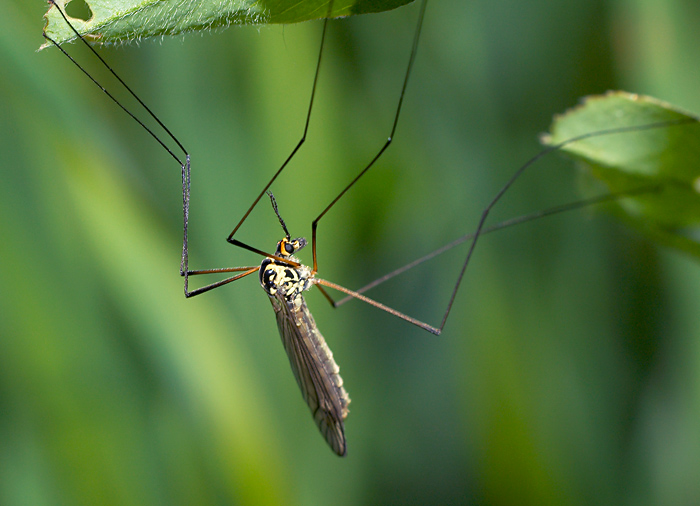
[{"x1": 270, "y1": 293, "x2": 351, "y2": 456}]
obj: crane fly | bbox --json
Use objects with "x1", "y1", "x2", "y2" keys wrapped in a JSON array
[
  {"x1": 43, "y1": 0, "x2": 699, "y2": 456},
  {"x1": 258, "y1": 191, "x2": 350, "y2": 455}
]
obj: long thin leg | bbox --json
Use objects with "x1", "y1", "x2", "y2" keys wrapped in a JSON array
[
  {"x1": 434, "y1": 118, "x2": 696, "y2": 332},
  {"x1": 185, "y1": 267, "x2": 260, "y2": 298},
  {"x1": 188, "y1": 4, "x2": 336, "y2": 291},
  {"x1": 45, "y1": 1, "x2": 201, "y2": 293},
  {"x1": 226, "y1": 1, "x2": 335, "y2": 252},
  {"x1": 316, "y1": 119, "x2": 695, "y2": 333},
  {"x1": 314, "y1": 278, "x2": 441, "y2": 335},
  {"x1": 311, "y1": 0, "x2": 429, "y2": 274},
  {"x1": 44, "y1": 1, "x2": 187, "y2": 164},
  {"x1": 45, "y1": 0, "x2": 329, "y2": 297},
  {"x1": 332, "y1": 185, "x2": 665, "y2": 307}
]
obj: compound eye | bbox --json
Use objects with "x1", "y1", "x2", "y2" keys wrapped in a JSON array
[{"x1": 284, "y1": 242, "x2": 295, "y2": 255}]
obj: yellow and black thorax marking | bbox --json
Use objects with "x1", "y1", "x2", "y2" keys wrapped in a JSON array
[{"x1": 259, "y1": 236, "x2": 310, "y2": 301}]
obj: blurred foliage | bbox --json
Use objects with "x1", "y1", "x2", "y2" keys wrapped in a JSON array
[
  {"x1": 2, "y1": 0, "x2": 700, "y2": 505},
  {"x1": 546, "y1": 92, "x2": 700, "y2": 258}
]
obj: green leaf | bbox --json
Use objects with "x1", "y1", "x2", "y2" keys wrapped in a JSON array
[
  {"x1": 543, "y1": 91, "x2": 700, "y2": 258},
  {"x1": 41, "y1": 0, "x2": 414, "y2": 47}
]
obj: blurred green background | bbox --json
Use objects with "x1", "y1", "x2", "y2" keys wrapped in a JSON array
[{"x1": 2, "y1": 0, "x2": 700, "y2": 504}]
